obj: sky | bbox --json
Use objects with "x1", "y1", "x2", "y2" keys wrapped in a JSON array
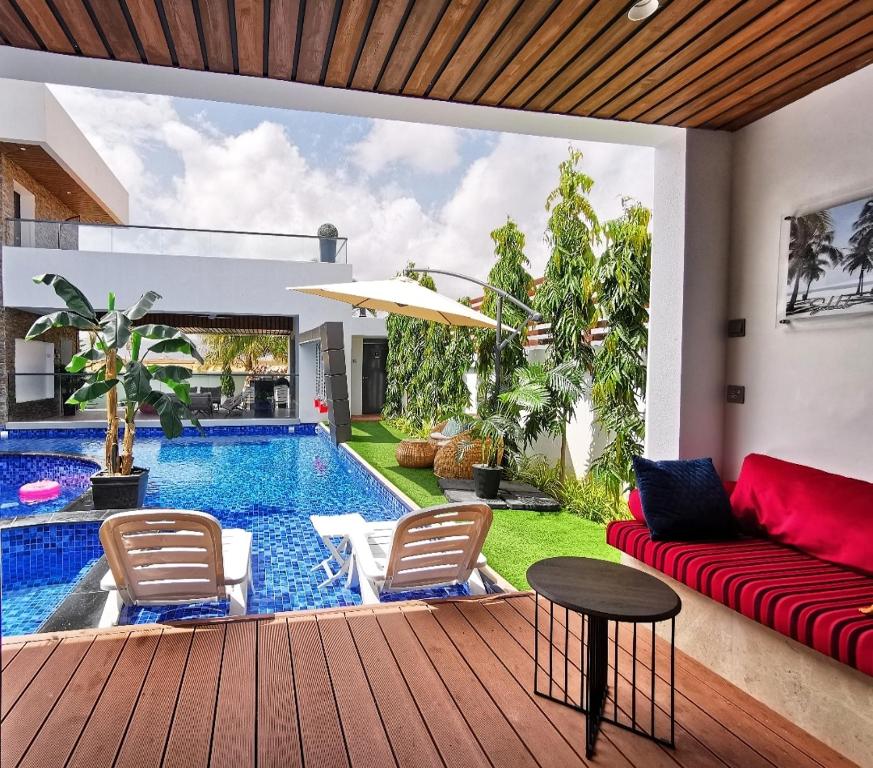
[{"x1": 49, "y1": 84, "x2": 654, "y2": 298}]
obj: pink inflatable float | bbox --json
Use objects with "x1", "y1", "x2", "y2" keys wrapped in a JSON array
[{"x1": 19, "y1": 480, "x2": 62, "y2": 504}]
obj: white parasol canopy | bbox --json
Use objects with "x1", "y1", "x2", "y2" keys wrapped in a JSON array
[{"x1": 287, "y1": 276, "x2": 498, "y2": 329}]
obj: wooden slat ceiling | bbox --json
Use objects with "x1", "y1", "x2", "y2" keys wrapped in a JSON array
[
  {"x1": 0, "y1": 141, "x2": 118, "y2": 222},
  {"x1": 2, "y1": 0, "x2": 873, "y2": 131}
]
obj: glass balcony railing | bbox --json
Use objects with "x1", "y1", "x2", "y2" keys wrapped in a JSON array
[{"x1": 3, "y1": 219, "x2": 348, "y2": 264}]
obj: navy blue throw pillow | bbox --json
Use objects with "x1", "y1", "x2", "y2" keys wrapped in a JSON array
[{"x1": 632, "y1": 456, "x2": 735, "y2": 541}]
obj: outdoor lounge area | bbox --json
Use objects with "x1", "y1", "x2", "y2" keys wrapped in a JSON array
[{"x1": 2, "y1": 2, "x2": 873, "y2": 767}]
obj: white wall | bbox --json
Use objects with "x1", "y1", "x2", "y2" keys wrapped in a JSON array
[
  {"x1": 0, "y1": 78, "x2": 129, "y2": 223},
  {"x1": 724, "y1": 64, "x2": 873, "y2": 482},
  {"x1": 646, "y1": 129, "x2": 733, "y2": 471}
]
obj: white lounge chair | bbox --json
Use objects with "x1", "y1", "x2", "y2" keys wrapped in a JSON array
[
  {"x1": 347, "y1": 502, "x2": 493, "y2": 604},
  {"x1": 98, "y1": 509, "x2": 252, "y2": 627}
]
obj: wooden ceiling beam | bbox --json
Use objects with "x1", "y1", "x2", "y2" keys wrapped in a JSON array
[
  {"x1": 428, "y1": 0, "x2": 520, "y2": 101},
  {"x1": 2, "y1": 0, "x2": 871, "y2": 131},
  {"x1": 699, "y1": 23, "x2": 873, "y2": 129},
  {"x1": 0, "y1": 0, "x2": 41, "y2": 49},
  {"x1": 125, "y1": 0, "x2": 172, "y2": 66},
  {"x1": 635, "y1": 0, "x2": 854, "y2": 125},
  {"x1": 668, "y1": 2, "x2": 871, "y2": 126},
  {"x1": 403, "y1": 0, "x2": 483, "y2": 97},
  {"x1": 536, "y1": 0, "x2": 709, "y2": 115},
  {"x1": 266, "y1": 0, "x2": 299, "y2": 79},
  {"x1": 378, "y1": 0, "x2": 445, "y2": 94}
]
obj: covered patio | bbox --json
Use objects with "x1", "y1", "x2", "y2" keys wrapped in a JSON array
[
  {"x1": 0, "y1": 593, "x2": 851, "y2": 768},
  {"x1": 0, "y1": 3, "x2": 870, "y2": 767}
]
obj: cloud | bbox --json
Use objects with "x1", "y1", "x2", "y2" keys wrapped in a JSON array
[
  {"x1": 350, "y1": 120, "x2": 463, "y2": 175},
  {"x1": 49, "y1": 85, "x2": 653, "y2": 297}
]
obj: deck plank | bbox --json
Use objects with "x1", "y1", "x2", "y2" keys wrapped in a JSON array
[
  {"x1": 0, "y1": 643, "x2": 24, "y2": 669},
  {"x1": 402, "y1": 605, "x2": 541, "y2": 768},
  {"x1": 65, "y1": 630, "x2": 161, "y2": 768},
  {"x1": 0, "y1": 637, "x2": 93, "y2": 766},
  {"x1": 426, "y1": 602, "x2": 588, "y2": 767},
  {"x1": 0, "y1": 594, "x2": 857, "y2": 768},
  {"x1": 375, "y1": 608, "x2": 492, "y2": 768},
  {"x1": 114, "y1": 630, "x2": 193, "y2": 768},
  {"x1": 211, "y1": 620, "x2": 257, "y2": 767},
  {"x1": 288, "y1": 616, "x2": 350, "y2": 768},
  {"x1": 257, "y1": 619, "x2": 303, "y2": 768},
  {"x1": 0, "y1": 639, "x2": 57, "y2": 718},
  {"x1": 163, "y1": 625, "x2": 226, "y2": 768},
  {"x1": 346, "y1": 611, "x2": 444, "y2": 768},
  {"x1": 17, "y1": 633, "x2": 127, "y2": 768},
  {"x1": 317, "y1": 613, "x2": 397, "y2": 768}
]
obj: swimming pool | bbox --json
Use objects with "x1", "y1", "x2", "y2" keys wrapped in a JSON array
[
  {"x1": 0, "y1": 426, "x2": 469, "y2": 636},
  {"x1": 0, "y1": 453, "x2": 99, "y2": 517}
]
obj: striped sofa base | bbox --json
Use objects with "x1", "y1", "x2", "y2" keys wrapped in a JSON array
[
  {"x1": 607, "y1": 521, "x2": 873, "y2": 765},
  {"x1": 606, "y1": 521, "x2": 872, "y2": 676}
]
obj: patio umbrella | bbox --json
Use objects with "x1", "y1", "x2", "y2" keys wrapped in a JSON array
[{"x1": 287, "y1": 276, "x2": 498, "y2": 329}]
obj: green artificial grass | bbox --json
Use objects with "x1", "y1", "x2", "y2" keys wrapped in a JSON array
[{"x1": 345, "y1": 420, "x2": 618, "y2": 591}]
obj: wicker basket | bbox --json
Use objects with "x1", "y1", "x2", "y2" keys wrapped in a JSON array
[
  {"x1": 433, "y1": 432, "x2": 483, "y2": 479},
  {"x1": 395, "y1": 439, "x2": 438, "y2": 469}
]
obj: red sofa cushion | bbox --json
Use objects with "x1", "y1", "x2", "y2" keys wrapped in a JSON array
[
  {"x1": 607, "y1": 520, "x2": 873, "y2": 676},
  {"x1": 731, "y1": 454, "x2": 873, "y2": 575},
  {"x1": 627, "y1": 481, "x2": 737, "y2": 524}
]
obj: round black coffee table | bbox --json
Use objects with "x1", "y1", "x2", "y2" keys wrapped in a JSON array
[{"x1": 527, "y1": 557, "x2": 681, "y2": 758}]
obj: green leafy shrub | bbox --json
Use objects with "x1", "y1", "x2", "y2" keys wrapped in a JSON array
[
  {"x1": 510, "y1": 453, "x2": 628, "y2": 524},
  {"x1": 383, "y1": 416, "x2": 432, "y2": 440}
]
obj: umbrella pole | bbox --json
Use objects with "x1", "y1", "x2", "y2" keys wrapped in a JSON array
[{"x1": 494, "y1": 295, "x2": 503, "y2": 410}]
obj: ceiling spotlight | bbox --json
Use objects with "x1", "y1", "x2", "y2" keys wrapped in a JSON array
[
  {"x1": 18, "y1": 146, "x2": 26, "y2": 151},
  {"x1": 628, "y1": 0, "x2": 659, "y2": 21}
]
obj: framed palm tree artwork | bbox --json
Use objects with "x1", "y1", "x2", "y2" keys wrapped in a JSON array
[{"x1": 780, "y1": 193, "x2": 873, "y2": 321}]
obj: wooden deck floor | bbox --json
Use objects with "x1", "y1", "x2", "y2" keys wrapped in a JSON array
[{"x1": 0, "y1": 593, "x2": 856, "y2": 768}]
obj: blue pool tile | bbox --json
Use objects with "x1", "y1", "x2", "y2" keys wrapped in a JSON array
[{"x1": 0, "y1": 427, "x2": 463, "y2": 636}]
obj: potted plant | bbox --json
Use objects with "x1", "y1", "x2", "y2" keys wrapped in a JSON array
[
  {"x1": 318, "y1": 222, "x2": 339, "y2": 263},
  {"x1": 458, "y1": 412, "x2": 520, "y2": 499},
  {"x1": 25, "y1": 274, "x2": 203, "y2": 509}
]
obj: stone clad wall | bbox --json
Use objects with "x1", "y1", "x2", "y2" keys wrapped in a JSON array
[{"x1": 1, "y1": 153, "x2": 77, "y2": 424}]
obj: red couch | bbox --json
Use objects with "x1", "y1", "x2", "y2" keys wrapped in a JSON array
[{"x1": 607, "y1": 454, "x2": 873, "y2": 677}]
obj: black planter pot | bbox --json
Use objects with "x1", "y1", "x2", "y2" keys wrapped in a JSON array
[
  {"x1": 91, "y1": 467, "x2": 149, "y2": 510},
  {"x1": 319, "y1": 238, "x2": 337, "y2": 263},
  {"x1": 473, "y1": 464, "x2": 502, "y2": 499}
]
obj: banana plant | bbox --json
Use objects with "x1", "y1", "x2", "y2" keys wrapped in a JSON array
[{"x1": 25, "y1": 274, "x2": 203, "y2": 475}]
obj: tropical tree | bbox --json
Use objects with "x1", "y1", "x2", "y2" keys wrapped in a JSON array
[
  {"x1": 25, "y1": 274, "x2": 201, "y2": 475},
  {"x1": 202, "y1": 334, "x2": 288, "y2": 372},
  {"x1": 534, "y1": 147, "x2": 601, "y2": 474},
  {"x1": 383, "y1": 265, "x2": 472, "y2": 428},
  {"x1": 476, "y1": 218, "x2": 534, "y2": 412},
  {"x1": 590, "y1": 200, "x2": 652, "y2": 497},
  {"x1": 846, "y1": 198, "x2": 873, "y2": 295},
  {"x1": 787, "y1": 211, "x2": 842, "y2": 311}
]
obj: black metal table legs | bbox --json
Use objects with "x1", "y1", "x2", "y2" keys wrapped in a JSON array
[
  {"x1": 533, "y1": 593, "x2": 677, "y2": 758},
  {"x1": 585, "y1": 615, "x2": 609, "y2": 757}
]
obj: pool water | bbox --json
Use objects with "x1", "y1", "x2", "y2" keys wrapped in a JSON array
[
  {"x1": 0, "y1": 453, "x2": 99, "y2": 517},
  {"x1": 0, "y1": 427, "x2": 469, "y2": 636}
]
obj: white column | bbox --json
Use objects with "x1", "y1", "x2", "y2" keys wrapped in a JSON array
[{"x1": 646, "y1": 129, "x2": 733, "y2": 471}]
